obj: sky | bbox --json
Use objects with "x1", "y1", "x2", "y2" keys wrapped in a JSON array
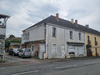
[{"x1": 0, "y1": 0, "x2": 100, "y2": 37}]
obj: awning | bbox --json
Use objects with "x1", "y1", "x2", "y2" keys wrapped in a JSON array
[{"x1": 67, "y1": 42, "x2": 84, "y2": 46}]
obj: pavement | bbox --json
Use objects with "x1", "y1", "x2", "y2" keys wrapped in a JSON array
[
  {"x1": 0, "y1": 52, "x2": 100, "y2": 67},
  {"x1": 1, "y1": 56, "x2": 100, "y2": 75}
]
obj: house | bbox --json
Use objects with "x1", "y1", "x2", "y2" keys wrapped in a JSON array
[
  {"x1": 84, "y1": 25, "x2": 100, "y2": 57},
  {"x1": 22, "y1": 13, "x2": 87, "y2": 59},
  {"x1": 0, "y1": 14, "x2": 10, "y2": 60}
]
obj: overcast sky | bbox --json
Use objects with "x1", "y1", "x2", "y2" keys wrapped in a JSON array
[{"x1": 0, "y1": 0, "x2": 100, "y2": 37}]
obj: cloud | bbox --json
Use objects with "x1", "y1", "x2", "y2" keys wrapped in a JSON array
[{"x1": 0, "y1": 0, "x2": 100, "y2": 37}]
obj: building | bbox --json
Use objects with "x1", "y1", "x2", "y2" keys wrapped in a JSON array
[
  {"x1": 22, "y1": 14, "x2": 88, "y2": 59},
  {"x1": 84, "y1": 25, "x2": 100, "y2": 57},
  {"x1": 0, "y1": 14, "x2": 10, "y2": 60}
]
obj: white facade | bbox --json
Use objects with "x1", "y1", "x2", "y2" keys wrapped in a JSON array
[
  {"x1": 22, "y1": 24, "x2": 45, "y2": 44},
  {"x1": 22, "y1": 23, "x2": 86, "y2": 59},
  {"x1": 45, "y1": 23, "x2": 86, "y2": 58}
]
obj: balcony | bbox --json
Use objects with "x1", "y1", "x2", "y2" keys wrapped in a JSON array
[
  {"x1": 95, "y1": 41, "x2": 98, "y2": 45},
  {"x1": 87, "y1": 40, "x2": 91, "y2": 45}
]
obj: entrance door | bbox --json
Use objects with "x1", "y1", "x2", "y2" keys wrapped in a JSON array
[
  {"x1": 76, "y1": 46, "x2": 84, "y2": 57},
  {"x1": 39, "y1": 44, "x2": 45, "y2": 59},
  {"x1": 61, "y1": 45, "x2": 65, "y2": 58},
  {"x1": 31, "y1": 45, "x2": 34, "y2": 57}
]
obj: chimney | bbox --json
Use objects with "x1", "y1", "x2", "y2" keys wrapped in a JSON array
[
  {"x1": 71, "y1": 18, "x2": 74, "y2": 24},
  {"x1": 85, "y1": 24, "x2": 89, "y2": 28},
  {"x1": 56, "y1": 13, "x2": 59, "y2": 21},
  {"x1": 75, "y1": 20, "x2": 78, "y2": 24}
]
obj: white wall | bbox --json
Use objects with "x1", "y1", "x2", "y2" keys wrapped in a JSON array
[
  {"x1": 29, "y1": 25, "x2": 45, "y2": 41},
  {"x1": 46, "y1": 24, "x2": 65, "y2": 58},
  {"x1": 22, "y1": 25, "x2": 45, "y2": 44},
  {"x1": 0, "y1": 28, "x2": 5, "y2": 35},
  {"x1": 66, "y1": 29, "x2": 85, "y2": 43},
  {"x1": 46, "y1": 23, "x2": 86, "y2": 58}
]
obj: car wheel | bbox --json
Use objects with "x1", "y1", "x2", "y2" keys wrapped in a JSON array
[
  {"x1": 21, "y1": 55, "x2": 24, "y2": 59},
  {"x1": 14, "y1": 53, "x2": 16, "y2": 56}
]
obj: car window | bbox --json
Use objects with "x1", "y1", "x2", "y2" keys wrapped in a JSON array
[
  {"x1": 25, "y1": 49, "x2": 30, "y2": 52},
  {"x1": 19, "y1": 50, "x2": 23, "y2": 52}
]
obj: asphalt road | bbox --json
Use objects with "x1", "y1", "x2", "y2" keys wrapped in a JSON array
[{"x1": 0, "y1": 57, "x2": 100, "y2": 75}]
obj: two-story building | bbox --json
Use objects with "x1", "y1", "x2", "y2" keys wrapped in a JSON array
[
  {"x1": 84, "y1": 26, "x2": 100, "y2": 57},
  {"x1": 22, "y1": 13, "x2": 87, "y2": 59}
]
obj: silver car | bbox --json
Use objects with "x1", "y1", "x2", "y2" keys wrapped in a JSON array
[{"x1": 18, "y1": 48, "x2": 32, "y2": 58}]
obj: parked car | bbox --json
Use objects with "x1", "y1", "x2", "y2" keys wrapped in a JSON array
[
  {"x1": 18, "y1": 48, "x2": 32, "y2": 58},
  {"x1": 13, "y1": 48, "x2": 19, "y2": 56},
  {"x1": 9, "y1": 48, "x2": 19, "y2": 56}
]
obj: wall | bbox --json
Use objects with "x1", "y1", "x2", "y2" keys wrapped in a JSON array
[
  {"x1": 0, "y1": 28, "x2": 5, "y2": 35},
  {"x1": 46, "y1": 23, "x2": 86, "y2": 58},
  {"x1": 47, "y1": 24, "x2": 65, "y2": 58},
  {"x1": 29, "y1": 25, "x2": 45, "y2": 41},
  {"x1": 22, "y1": 25, "x2": 45, "y2": 44},
  {"x1": 85, "y1": 32, "x2": 100, "y2": 56}
]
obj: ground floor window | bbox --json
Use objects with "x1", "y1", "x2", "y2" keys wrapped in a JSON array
[{"x1": 52, "y1": 44, "x2": 56, "y2": 53}]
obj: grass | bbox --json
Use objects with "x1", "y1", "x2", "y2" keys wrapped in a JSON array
[{"x1": 0, "y1": 60, "x2": 7, "y2": 63}]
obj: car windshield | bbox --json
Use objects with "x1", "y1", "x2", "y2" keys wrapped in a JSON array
[
  {"x1": 25, "y1": 49, "x2": 30, "y2": 52},
  {"x1": 19, "y1": 50, "x2": 23, "y2": 52}
]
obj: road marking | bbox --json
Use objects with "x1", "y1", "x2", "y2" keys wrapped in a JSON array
[
  {"x1": 55, "y1": 65, "x2": 77, "y2": 69},
  {"x1": 12, "y1": 70, "x2": 39, "y2": 75}
]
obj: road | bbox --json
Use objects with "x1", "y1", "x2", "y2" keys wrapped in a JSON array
[{"x1": 0, "y1": 58, "x2": 100, "y2": 75}]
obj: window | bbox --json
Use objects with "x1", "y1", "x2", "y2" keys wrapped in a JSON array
[
  {"x1": 88, "y1": 36, "x2": 90, "y2": 41},
  {"x1": 94, "y1": 37, "x2": 96, "y2": 42},
  {"x1": 70, "y1": 31, "x2": 73, "y2": 39},
  {"x1": 52, "y1": 44, "x2": 56, "y2": 53},
  {"x1": 79, "y1": 33, "x2": 81, "y2": 40},
  {"x1": 52, "y1": 27, "x2": 56, "y2": 37}
]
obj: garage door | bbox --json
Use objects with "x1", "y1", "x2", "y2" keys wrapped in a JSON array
[
  {"x1": 68, "y1": 46, "x2": 75, "y2": 53},
  {"x1": 76, "y1": 46, "x2": 84, "y2": 57}
]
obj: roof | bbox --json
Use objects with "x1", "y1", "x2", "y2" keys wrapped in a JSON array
[
  {"x1": 24, "y1": 15, "x2": 100, "y2": 35},
  {"x1": 0, "y1": 14, "x2": 10, "y2": 19}
]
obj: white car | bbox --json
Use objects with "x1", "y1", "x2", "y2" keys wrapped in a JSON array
[
  {"x1": 13, "y1": 48, "x2": 19, "y2": 56},
  {"x1": 18, "y1": 48, "x2": 32, "y2": 58}
]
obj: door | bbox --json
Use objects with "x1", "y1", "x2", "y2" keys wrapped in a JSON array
[
  {"x1": 31, "y1": 44, "x2": 34, "y2": 57},
  {"x1": 61, "y1": 45, "x2": 65, "y2": 58},
  {"x1": 39, "y1": 44, "x2": 45, "y2": 59},
  {"x1": 76, "y1": 46, "x2": 84, "y2": 57},
  {"x1": 68, "y1": 46, "x2": 75, "y2": 57}
]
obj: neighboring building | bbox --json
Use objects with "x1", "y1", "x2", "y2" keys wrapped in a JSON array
[
  {"x1": 22, "y1": 14, "x2": 88, "y2": 59},
  {"x1": 84, "y1": 26, "x2": 100, "y2": 57},
  {"x1": 0, "y1": 14, "x2": 10, "y2": 60},
  {"x1": 5, "y1": 35, "x2": 21, "y2": 51}
]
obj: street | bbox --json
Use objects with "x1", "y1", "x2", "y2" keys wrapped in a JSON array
[{"x1": 0, "y1": 57, "x2": 100, "y2": 75}]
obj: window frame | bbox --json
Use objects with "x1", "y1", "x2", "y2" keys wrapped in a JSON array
[
  {"x1": 52, "y1": 27, "x2": 56, "y2": 38},
  {"x1": 70, "y1": 31, "x2": 73, "y2": 40},
  {"x1": 79, "y1": 33, "x2": 81, "y2": 40}
]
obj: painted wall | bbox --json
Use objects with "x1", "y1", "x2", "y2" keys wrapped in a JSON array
[
  {"x1": 47, "y1": 24, "x2": 65, "y2": 58},
  {"x1": 65, "y1": 29, "x2": 86, "y2": 57},
  {"x1": 29, "y1": 25, "x2": 45, "y2": 41},
  {"x1": 85, "y1": 32, "x2": 100, "y2": 56},
  {"x1": 46, "y1": 23, "x2": 86, "y2": 58},
  {"x1": 22, "y1": 25, "x2": 45, "y2": 44}
]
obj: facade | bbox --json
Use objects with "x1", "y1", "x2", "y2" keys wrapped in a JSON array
[
  {"x1": 46, "y1": 23, "x2": 86, "y2": 58},
  {"x1": 0, "y1": 14, "x2": 10, "y2": 60},
  {"x1": 22, "y1": 14, "x2": 100, "y2": 59},
  {"x1": 85, "y1": 32, "x2": 100, "y2": 56},
  {"x1": 22, "y1": 14, "x2": 88, "y2": 59}
]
